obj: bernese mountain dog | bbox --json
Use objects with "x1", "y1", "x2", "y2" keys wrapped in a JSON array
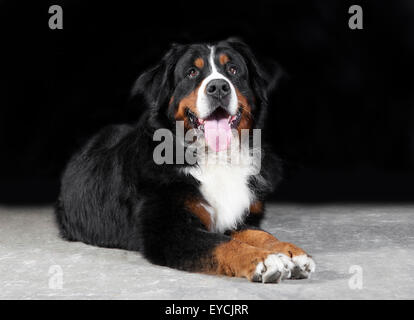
[{"x1": 55, "y1": 38, "x2": 315, "y2": 283}]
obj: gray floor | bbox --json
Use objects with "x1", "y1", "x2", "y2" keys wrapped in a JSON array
[{"x1": 0, "y1": 204, "x2": 413, "y2": 299}]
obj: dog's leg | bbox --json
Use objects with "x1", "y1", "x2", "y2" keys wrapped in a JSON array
[
  {"x1": 139, "y1": 201, "x2": 293, "y2": 283},
  {"x1": 206, "y1": 238, "x2": 294, "y2": 283},
  {"x1": 231, "y1": 229, "x2": 316, "y2": 279}
]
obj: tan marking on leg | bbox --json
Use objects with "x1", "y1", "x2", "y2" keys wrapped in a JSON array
[
  {"x1": 250, "y1": 201, "x2": 263, "y2": 214},
  {"x1": 231, "y1": 229, "x2": 308, "y2": 258},
  {"x1": 206, "y1": 239, "x2": 272, "y2": 280},
  {"x1": 185, "y1": 198, "x2": 212, "y2": 231}
]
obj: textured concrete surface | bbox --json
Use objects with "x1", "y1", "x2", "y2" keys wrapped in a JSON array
[{"x1": 0, "y1": 204, "x2": 413, "y2": 299}]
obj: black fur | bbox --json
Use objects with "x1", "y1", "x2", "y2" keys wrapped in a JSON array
[{"x1": 55, "y1": 39, "x2": 282, "y2": 272}]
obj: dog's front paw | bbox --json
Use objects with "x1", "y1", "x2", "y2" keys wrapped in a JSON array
[
  {"x1": 289, "y1": 254, "x2": 316, "y2": 279},
  {"x1": 251, "y1": 253, "x2": 316, "y2": 282},
  {"x1": 251, "y1": 253, "x2": 294, "y2": 283}
]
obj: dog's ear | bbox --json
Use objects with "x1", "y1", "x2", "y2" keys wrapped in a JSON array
[
  {"x1": 225, "y1": 37, "x2": 282, "y2": 98},
  {"x1": 224, "y1": 37, "x2": 283, "y2": 126},
  {"x1": 131, "y1": 43, "x2": 186, "y2": 110}
]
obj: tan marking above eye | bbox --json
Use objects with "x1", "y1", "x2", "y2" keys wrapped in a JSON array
[
  {"x1": 219, "y1": 54, "x2": 230, "y2": 65},
  {"x1": 194, "y1": 58, "x2": 204, "y2": 69}
]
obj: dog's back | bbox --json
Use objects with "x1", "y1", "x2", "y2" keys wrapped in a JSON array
[{"x1": 55, "y1": 124, "x2": 140, "y2": 249}]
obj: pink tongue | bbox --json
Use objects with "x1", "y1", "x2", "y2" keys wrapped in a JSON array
[{"x1": 204, "y1": 117, "x2": 232, "y2": 152}]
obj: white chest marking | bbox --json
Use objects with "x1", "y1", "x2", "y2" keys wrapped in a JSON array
[{"x1": 185, "y1": 159, "x2": 257, "y2": 233}]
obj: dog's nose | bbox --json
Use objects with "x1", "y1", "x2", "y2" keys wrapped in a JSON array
[{"x1": 206, "y1": 79, "x2": 230, "y2": 99}]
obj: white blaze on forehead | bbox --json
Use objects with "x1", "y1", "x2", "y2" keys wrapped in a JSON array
[{"x1": 196, "y1": 46, "x2": 238, "y2": 119}]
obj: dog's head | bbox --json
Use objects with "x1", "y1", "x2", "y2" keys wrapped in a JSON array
[{"x1": 133, "y1": 38, "x2": 277, "y2": 152}]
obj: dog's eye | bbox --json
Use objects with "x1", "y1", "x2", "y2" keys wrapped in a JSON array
[
  {"x1": 227, "y1": 65, "x2": 237, "y2": 75},
  {"x1": 187, "y1": 68, "x2": 199, "y2": 78}
]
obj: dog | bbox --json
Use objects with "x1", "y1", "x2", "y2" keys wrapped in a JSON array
[{"x1": 55, "y1": 38, "x2": 315, "y2": 283}]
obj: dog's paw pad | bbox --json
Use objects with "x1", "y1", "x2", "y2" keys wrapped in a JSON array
[
  {"x1": 291, "y1": 254, "x2": 316, "y2": 279},
  {"x1": 252, "y1": 253, "x2": 292, "y2": 283}
]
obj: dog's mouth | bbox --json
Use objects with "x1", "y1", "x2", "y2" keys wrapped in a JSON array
[
  {"x1": 185, "y1": 107, "x2": 242, "y2": 131},
  {"x1": 185, "y1": 107, "x2": 242, "y2": 152}
]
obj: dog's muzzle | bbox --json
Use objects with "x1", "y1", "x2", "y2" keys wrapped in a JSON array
[{"x1": 205, "y1": 79, "x2": 231, "y2": 113}]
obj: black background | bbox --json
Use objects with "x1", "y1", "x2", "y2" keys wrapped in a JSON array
[{"x1": 0, "y1": 0, "x2": 413, "y2": 203}]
